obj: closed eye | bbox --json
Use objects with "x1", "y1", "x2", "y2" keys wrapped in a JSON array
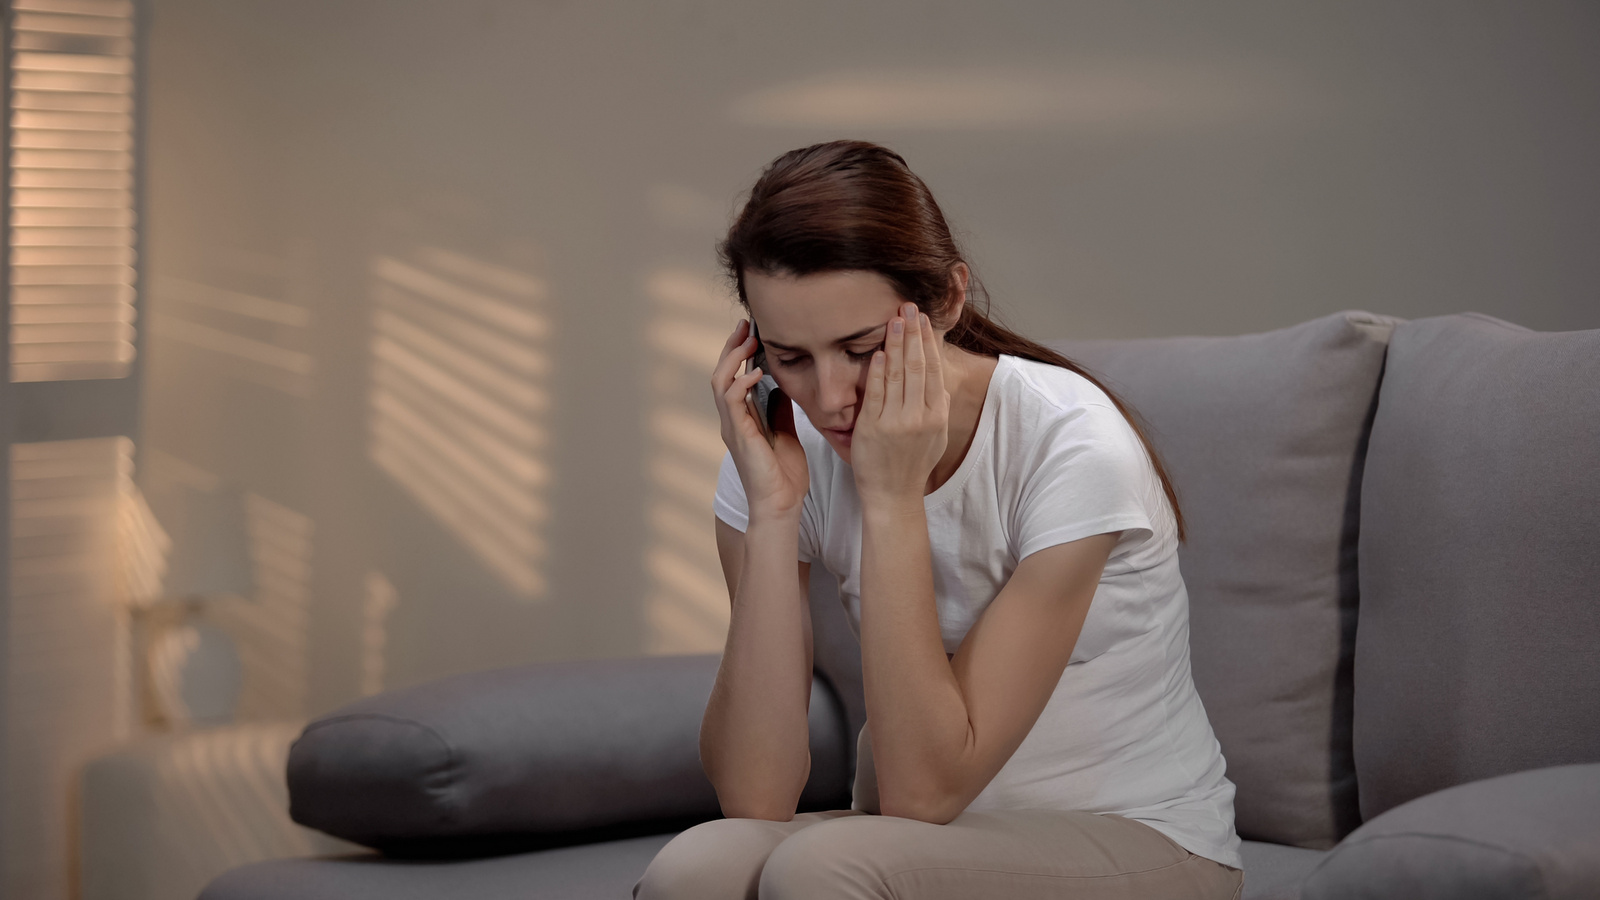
[{"x1": 774, "y1": 346, "x2": 880, "y2": 367}]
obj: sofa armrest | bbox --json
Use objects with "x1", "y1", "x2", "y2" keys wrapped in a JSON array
[
  {"x1": 1302, "y1": 763, "x2": 1600, "y2": 899},
  {"x1": 288, "y1": 653, "x2": 852, "y2": 853},
  {"x1": 81, "y1": 722, "x2": 363, "y2": 900}
]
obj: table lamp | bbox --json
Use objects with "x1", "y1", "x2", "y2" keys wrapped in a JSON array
[{"x1": 129, "y1": 483, "x2": 253, "y2": 730}]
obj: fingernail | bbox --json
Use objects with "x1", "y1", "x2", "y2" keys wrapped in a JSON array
[{"x1": 892, "y1": 318, "x2": 903, "y2": 334}]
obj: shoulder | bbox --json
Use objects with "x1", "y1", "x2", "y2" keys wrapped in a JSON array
[
  {"x1": 994, "y1": 356, "x2": 1174, "y2": 555},
  {"x1": 993, "y1": 355, "x2": 1141, "y2": 451}
]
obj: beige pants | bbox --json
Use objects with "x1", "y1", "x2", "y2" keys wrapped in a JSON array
[{"x1": 632, "y1": 805, "x2": 1243, "y2": 900}]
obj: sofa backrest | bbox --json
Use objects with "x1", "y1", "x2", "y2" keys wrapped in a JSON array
[
  {"x1": 1353, "y1": 313, "x2": 1600, "y2": 821},
  {"x1": 1049, "y1": 311, "x2": 1395, "y2": 850},
  {"x1": 808, "y1": 310, "x2": 1396, "y2": 850}
]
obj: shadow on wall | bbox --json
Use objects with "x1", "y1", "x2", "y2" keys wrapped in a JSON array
[
  {"x1": 147, "y1": 275, "x2": 315, "y2": 398},
  {"x1": 640, "y1": 182, "x2": 746, "y2": 655},
  {"x1": 642, "y1": 263, "x2": 738, "y2": 653},
  {"x1": 365, "y1": 213, "x2": 554, "y2": 602}
]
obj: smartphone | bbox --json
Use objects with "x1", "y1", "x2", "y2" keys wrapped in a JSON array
[{"x1": 747, "y1": 320, "x2": 787, "y2": 446}]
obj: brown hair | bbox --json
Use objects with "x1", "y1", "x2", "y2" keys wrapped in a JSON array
[{"x1": 719, "y1": 140, "x2": 1185, "y2": 542}]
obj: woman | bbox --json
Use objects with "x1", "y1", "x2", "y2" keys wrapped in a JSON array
[{"x1": 634, "y1": 141, "x2": 1243, "y2": 900}]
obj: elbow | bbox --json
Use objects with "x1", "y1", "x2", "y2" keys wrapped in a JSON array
[
  {"x1": 703, "y1": 753, "x2": 810, "y2": 822},
  {"x1": 875, "y1": 753, "x2": 969, "y2": 824},
  {"x1": 705, "y1": 776, "x2": 804, "y2": 822},
  {"x1": 711, "y1": 772, "x2": 805, "y2": 820},
  {"x1": 718, "y1": 799, "x2": 799, "y2": 821},
  {"x1": 877, "y1": 783, "x2": 963, "y2": 825}
]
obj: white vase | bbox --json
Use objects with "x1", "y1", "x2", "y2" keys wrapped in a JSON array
[{"x1": 149, "y1": 619, "x2": 243, "y2": 728}]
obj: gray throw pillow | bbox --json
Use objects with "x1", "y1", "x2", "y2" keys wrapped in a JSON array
[
  {"x1": 287, "y1": 654, "x2": 851, "y2": 853},
  {"x1": 1301, "y1": 764, "x2": 1600, "y2": 900},
  {"x1": 1050, "y1": 310, "x2": 1396, "y2": 849},
  {"x1": 1354, "y1": 314, "x2": 1600, "y2": 821}
]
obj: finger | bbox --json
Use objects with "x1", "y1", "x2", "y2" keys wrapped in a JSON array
[
  {"x1": 712, "y1": 341, "x2": 756, "y2": 399},
  {"x1": 884, "y1": 311, "x2": 906, "y2": 414},
  {"x1": 711, "y1": 336, "x2": 753, "y2": 423},
  {"x1": 920, "y1": 312, "x2": 946, "y2": 410},
  {"x1": 723, "y1": 365, "x2": 765, "y2": 408},
  {"x1": 719, "y1": 317, "x2": 750, "y2": 358},
  {"x1": 711, "y1": 338, "x2": 759, "y2": 426},
  {"x1": 861, "y1": 349, "x2": 886, "y2": 422},
  {"x1": 721, "y1": 365, "x2": 767, "y2": 433},
  {"x1": 903, "y1": 304, "x2": 926, "y2": 414},
  {"x1": 711, "y1": 322, "x2": 756, "y2": 391}
]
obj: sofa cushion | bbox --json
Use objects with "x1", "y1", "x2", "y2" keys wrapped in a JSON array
[
  {"x1": 199, "y1": 830, "x2": 677, "y2": 900},
  {"x1": 1301, "y1": 763, "x2": 1600, "y2": 900},
  {"x1": 287, "y1": 654, "x2": 851, "y2": 852},
  {"x1": 1239, "y1": 840, "x2": 1327, "y2": 900},
  {"x1": 1354, "y1": 314, "x2": 1600, "y2": 820},
  {"x1": 1049, "y1": 310, "x2": 1396, "y2": 849}
]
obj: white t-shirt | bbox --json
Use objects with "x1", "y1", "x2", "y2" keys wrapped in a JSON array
[{"x1": 713, "y1": 353, "x2": 1243, "y2": 870}]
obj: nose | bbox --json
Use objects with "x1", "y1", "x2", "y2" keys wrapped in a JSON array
[{"x1": 815, "y1": 357, "x2": 860, "y2": 422}]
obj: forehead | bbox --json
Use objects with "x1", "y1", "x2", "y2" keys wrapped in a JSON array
[{"x1": 744, "y1": 270, "x2": 903, "y2": 346}]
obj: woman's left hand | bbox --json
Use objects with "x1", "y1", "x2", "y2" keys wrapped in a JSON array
[{"x1": 852, "y1": 301, "x2": 951, "y2": 506}]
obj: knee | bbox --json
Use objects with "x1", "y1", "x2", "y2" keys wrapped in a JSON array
[
  {"x1": 759, "y1": 817, "x2": 890, "y2": 900},
  {"x1": 632, "y1": 818, "x2": 782, "y2": 900}
]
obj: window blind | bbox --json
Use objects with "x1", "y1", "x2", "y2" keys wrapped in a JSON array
[{"x1": 9, "y1": 0, "x2": 137, "y2": 382}]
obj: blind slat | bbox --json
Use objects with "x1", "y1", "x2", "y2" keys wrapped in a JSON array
[{"x1": 9, "y1": 0, "x2": 139, "y2": 382}]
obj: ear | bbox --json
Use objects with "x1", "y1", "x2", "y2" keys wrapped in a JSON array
[{"x1": 938, "y1": 262, "x2": 971, "y2": 331}]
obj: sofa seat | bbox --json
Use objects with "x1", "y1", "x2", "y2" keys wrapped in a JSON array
[
  {"x1": 1239, "y1": 841, "x2": 1327, "y2": 900},
  {"x1": 199, "y1": 831, "x2": 1322, "y2": 900},
  {"x1": 198, "y1": 831, "x2": 678, "y2": 900}
]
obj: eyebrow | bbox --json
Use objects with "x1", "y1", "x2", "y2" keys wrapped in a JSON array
[{"x1": 762, "y1": 324, "x2": 885, "y2": 353}]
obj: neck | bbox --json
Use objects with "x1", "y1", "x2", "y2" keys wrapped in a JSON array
[{"x1": 927, "y1": 344, "x2": 998, "y2": 494}]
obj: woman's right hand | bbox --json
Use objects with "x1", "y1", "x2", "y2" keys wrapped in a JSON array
[{"x1": 712, "y1": 318, "x2": 809, "y2": 521}]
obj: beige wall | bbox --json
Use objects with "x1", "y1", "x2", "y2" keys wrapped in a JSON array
[{"x1": 141, "y1": 0, "x2": 1600, "y2": 717}]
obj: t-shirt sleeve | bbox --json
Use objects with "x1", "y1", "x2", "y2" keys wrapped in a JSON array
[
  {"x1": 713, "y1": 450, "x2": 821, "y2": 563},
  {"x1": 1013, "y1": 404, "x2": 1164, "y2": 562}
]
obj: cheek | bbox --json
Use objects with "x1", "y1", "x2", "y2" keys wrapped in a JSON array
[
  {"x1": 769, "y1": 370, "x2": 811, "y2": 406},
  {"x1": 853, "y1": 359, "x2": 873, "y2": 390}
]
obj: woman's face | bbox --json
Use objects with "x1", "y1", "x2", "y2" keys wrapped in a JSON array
[{"x1": 743, "y1": 269, "x2": 911, "y2": 465}]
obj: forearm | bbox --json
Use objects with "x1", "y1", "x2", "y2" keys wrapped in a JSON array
[
  {"x1": 700, "y1": 516, "x2": 814, "y2": 819},
  {"x1": 858, "y1": 497, "x2": 973, "y2": 820}
]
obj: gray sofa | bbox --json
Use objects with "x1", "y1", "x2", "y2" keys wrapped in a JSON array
[{"x1": 197, "y1": 311, "x2": 1600, "y2": 900}]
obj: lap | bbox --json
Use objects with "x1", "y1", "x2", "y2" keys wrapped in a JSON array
[
  {"x1": 761, "y1": 808, "x2": 1240, "y2": 900},
  {"x1": 634, "y1": 809, "x2": 868, "y2": 900},
  {"x1": 636, "y1": 807, "x2": 1241, "y2": 900}
]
